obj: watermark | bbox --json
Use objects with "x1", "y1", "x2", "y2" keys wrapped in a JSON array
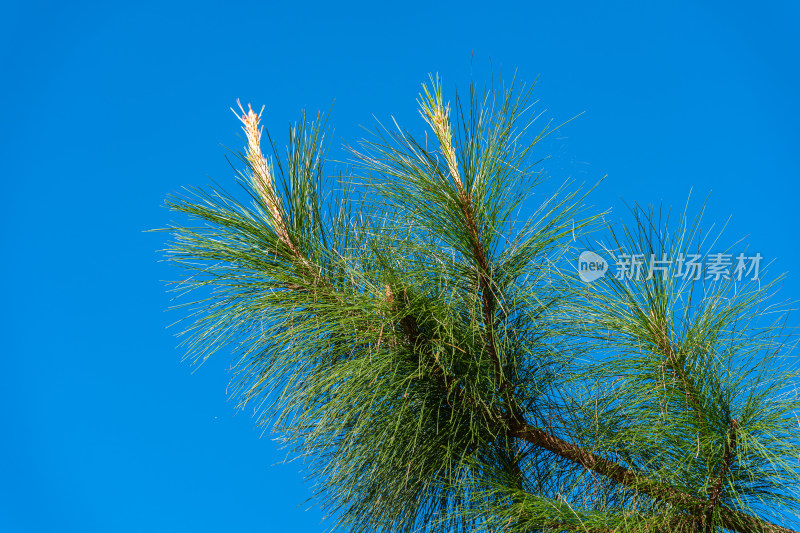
[
  {"x1": 577, "y1": 251, "x2": 609, "y2": 283},
  {"x1": 577, "y1": 251, "x2": 763, "y2": 283}
]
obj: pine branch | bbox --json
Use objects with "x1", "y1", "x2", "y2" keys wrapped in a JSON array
[{"x1": 163, "y1": 76, "x2": 800, "y2": 533}]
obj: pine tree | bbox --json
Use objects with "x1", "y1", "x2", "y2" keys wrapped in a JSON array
[{"x1": 162, "y1": 75, "x2": 800, "y2": 532}]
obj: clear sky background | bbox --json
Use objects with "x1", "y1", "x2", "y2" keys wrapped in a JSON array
[{"x1": 1, "y1": 1, "x2": 799, "y2": 532}]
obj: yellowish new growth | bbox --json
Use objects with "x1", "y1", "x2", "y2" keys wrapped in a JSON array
[
  {"x1": 235, "y1": 100, "x2": 287, "y2": 240},
  {"x1": 385, "y1": 284, "x2": 394, "y2": 304},
  {"x1": 420, "y1": 82, "x2": 464, "y2": 193},
  {"x1": 431, "y1": 103, "x2": 463, "y2": 191}
]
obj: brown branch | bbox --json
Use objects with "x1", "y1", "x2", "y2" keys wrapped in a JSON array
[
  {"x1": 703, "y1": 419, "x2": 738, "y2": 530},
  {"x1": 467, "y1": 205, "x2": 504, "y2": 385},
  {"x1": 509, "y1": 421, "x2": 796, "y2": 533},
  {"x1": 709, "y1": 419, "x2": 737, "y2": 504}
]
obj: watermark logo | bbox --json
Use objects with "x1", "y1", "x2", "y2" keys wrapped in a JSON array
[
  {"x1": 577, "y1": 250, "x2": 763, "y2": 283},
  {"x1": 578, "y1": 251, "x2": 608, "y2": 283}
]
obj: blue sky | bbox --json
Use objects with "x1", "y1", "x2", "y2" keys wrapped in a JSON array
[{"x1": 1, "y1": 1, "x2": 799, "y2": 531}]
